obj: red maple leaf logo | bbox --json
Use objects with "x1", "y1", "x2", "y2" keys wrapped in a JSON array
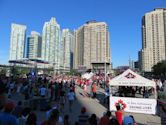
[
  {"x1": 125, "y1": 72, "x2": 136, "y2": 79},
  {"x1": 115, "y1": 99, "x2": 127, "y2": 110}
]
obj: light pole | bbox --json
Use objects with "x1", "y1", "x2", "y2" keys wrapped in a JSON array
[
  {"x1": 104, "y1": 61, "x2": 107, "y2": 86},
  {"x1": 53, "y1": 63, "x2": 56, "y2": 76},
  {"x1": 104, "y1": 39, "x2": 107, "y2": 89}
]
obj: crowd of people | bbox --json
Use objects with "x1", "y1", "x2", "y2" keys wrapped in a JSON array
[
  {"x1": 0, "y1": 73, "x2": 112, "y2": 125},
  {"x1": 0, "y1": 71, "x2": 165, "y2": 125}
]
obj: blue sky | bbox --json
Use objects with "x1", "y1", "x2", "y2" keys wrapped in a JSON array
[{"x1": 0, "y1": 0, "x2": 165, "y2": 67}]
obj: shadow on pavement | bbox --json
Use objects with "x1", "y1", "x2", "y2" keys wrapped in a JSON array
[{"x1": 96, "y1": 91, "x2": 109, "y2": 109}]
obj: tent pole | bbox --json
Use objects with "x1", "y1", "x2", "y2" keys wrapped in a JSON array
[{"x1": 154, "y1": 84, "x2": 157, "y2": 99}]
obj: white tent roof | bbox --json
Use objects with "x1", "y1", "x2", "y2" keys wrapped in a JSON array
[
  {"x1": 109, "y1": 69, "x2": 156, "y2": 87},
  {"x1": 82, "y1": 72, "x2": 94, "y2": 79}
]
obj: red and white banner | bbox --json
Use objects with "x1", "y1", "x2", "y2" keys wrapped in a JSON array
[{"x1": 109, "y1": 97, "x2": 157, "y2": 114}]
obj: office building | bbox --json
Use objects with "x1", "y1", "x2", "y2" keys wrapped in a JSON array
[
  {"x1": 140, "y1": 8, "x2": 166, "y2": 72},
  {"x1": 74, "y1": 21, "x2": 111, "y2": 72},
  {"x1": 42, "y1": 17, "x2": 61, "y2": 70},
  {"x1": 27, "y1": 31, "x2": 42, "y2": 59},
  {"x1": 62, "y1": 29, "x2": 74, "y2": 71},
  {"x1": 9, "y1": 23, "x2": 26, "y2": 60}
]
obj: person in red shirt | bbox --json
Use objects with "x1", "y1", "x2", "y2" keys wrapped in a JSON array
[
  {"x1": 99, "y1": 111, "x2": 112, "y2": 125},
  {"x1": 92, "y1": 82, "x2": 97, "y2": 98},
  {"x1": 115, "y1": 105, "x2": 124, "y2": 125}
]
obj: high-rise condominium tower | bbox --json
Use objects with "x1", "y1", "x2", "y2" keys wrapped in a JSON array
[
  {"x1": 42, "y1": 17, "x2": 61, "y2": 70},
  {"x1": 9, "y1": 23, "x2": 26, "y2": 60},
  {"x1": 74, "y1": 21, "x2": 111, "y2": 70},
  {"x1": 62, "y1": 29, "x2": 74, "y2": 71},
  {"x1": 27, "y1": 31, "x2": 42, "y2": 59},
  {"x1": 140, "y1": 8, "x2": 166, "y2": 72}
]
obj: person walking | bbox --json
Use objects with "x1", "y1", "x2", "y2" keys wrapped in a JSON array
[
  {"x1": 64, "y1": 114, "x2": 70, "y2": 125},
  {"x1": 103, "y1": 87, "x2": 109, "y2": 109},
  {"x1": 92, "y1": 83, "x2": 97, "y2": 98},
  {"x1": 78, "y1": 107, "x2": 89, "y2": 125},
  {"x1": 83, "y1": 83, "x2": 88, "y2": 97},
  {"x1": 67, "y1": 89, "x2": 75, "y2": 112},
  {"x1": 39, "y1": 85, "x2": 47, "y2": 97}
]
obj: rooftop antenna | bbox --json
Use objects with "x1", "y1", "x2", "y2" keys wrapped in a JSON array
[{"x1": 129, "y1": 55, "x2": 131, "y2": 69}]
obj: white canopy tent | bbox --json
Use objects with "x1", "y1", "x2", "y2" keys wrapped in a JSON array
[
  {"x1": 81, "y1": 72, "x2": 94, "y2": 79},
  {"x1": 109, "y1": 69, "x2": 157, "y2": 114},
  {"x1": 109, "y1": 69, "x2": 156, "y2": 87}
]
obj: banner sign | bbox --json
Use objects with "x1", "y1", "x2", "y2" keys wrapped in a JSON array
[
  {"x1": 110, "y1": 81, "x2": 151, "y2": 86},
  {"x1": 109, "y1": 97, "x2": 157, "y2": 114}
]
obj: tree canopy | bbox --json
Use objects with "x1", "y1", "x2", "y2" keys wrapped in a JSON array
[{"x1": 152, "y1": 60, "x2": 166, "y2": 77}]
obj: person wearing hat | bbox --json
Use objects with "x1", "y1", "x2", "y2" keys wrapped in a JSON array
[
  {"x1": 0, "y1": 101, "x2": 18, "y2": 125},
  {"x1": 78, "y1": 107, "x2": 89, "y2": 125}
]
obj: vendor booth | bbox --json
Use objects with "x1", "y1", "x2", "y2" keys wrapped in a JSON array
[{"x1": 109, "y1": 69, "x2": 157, "y2": 114}]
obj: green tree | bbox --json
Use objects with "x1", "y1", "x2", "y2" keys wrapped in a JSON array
[
  {"x1": 65, "y1": 69, "x2": 77, "y2": 75},
  {"x1": 152, "y1": 60, "x2": 166, "y2": 77},
  {"x1": 19, "y1": 68, "x2": 29, "y2": 74},
  {"x1": 0, "y1": 68, "x2": 7, "y2": 75},
  {"x1": 11, "y1": 66, "x2": 30, "y2": 76}
]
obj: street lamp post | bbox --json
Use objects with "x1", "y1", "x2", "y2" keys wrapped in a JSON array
[
  {"x1": 53, "y1": 63, "x2": 56, "y2": 76},
  {"x1": 104, "y1": 39, "x2": 107, "y2": 89},
  {"x1": 104, "y1": 60, "x2": 107, "y2": 87}
]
